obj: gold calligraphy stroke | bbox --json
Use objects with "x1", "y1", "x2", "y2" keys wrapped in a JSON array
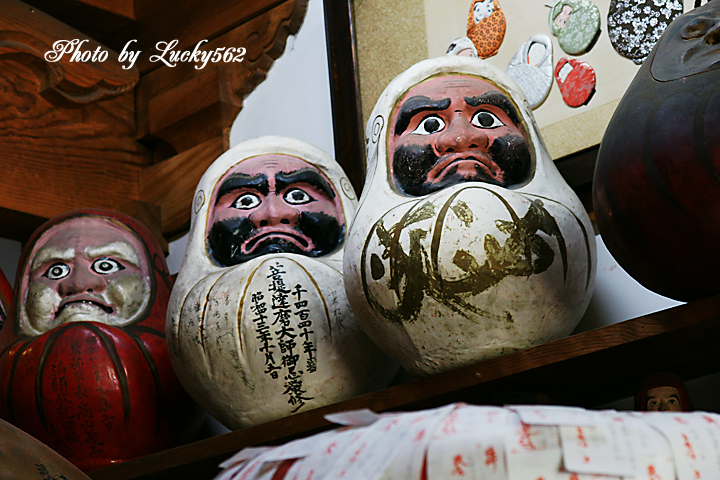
[{"x1": 361, "y1": 186, "x2": 575, "y2": 325}]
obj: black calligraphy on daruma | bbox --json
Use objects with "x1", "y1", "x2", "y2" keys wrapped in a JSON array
[{"x1": 251, "y1": 262, "x2": 317, "y2": 412}]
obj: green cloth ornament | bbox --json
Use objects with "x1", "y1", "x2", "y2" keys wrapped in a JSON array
[{"x1": 549, "y1": 0, "x2": 601, "y2": 55}]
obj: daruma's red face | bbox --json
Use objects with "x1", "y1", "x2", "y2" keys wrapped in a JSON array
[
  {"x1": 389, "y1": 75, "x2": 531, "y2": 196},
  {"x1": 0, "y1": 211, "x2": 201, "y2": 471}
]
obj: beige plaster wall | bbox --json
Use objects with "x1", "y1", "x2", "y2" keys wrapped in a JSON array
[{"x1": 354, "y1": 0, "x2": 428, "y2": 128}]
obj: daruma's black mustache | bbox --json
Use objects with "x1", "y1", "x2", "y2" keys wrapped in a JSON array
[
  {"x1": 208, "y1": 212, "x2": 345, "y2": 267},
  {"x1": 392, "y1": 134, "x2": 532, "y2": 196}
]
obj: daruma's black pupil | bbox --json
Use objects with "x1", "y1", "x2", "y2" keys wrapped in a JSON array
[
  {"x1": 478, "y1": 112, "x2": 494, "y2": 127},
  {"x1": 426, "y1": 118, "x2": 440, "y2": 132}
]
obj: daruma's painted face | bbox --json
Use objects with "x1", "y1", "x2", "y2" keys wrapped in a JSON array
[
  {"x1": 389, "y1": 75, "x2": 531, "y2": 196},
  {"x1": 207, "y1": 154, "x2": 345, "y2": 266},
  {"x1": 651, "y1": 0, "x2": 720, "y2": 81},
  {"x1": 22, "y1": 216, "x2": 151, "y2": 336},
  {"x1": 473, "y1": 0, "x2": 494, "y2": 23}
]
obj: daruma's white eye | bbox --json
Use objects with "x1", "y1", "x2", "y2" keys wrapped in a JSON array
[
  {"x1": 91, "y1": 258, "x2": 125, "y2": 275},
  {"x1": 471, "y1": 110, "x2": 504, "y2": 129},
  {"x1": 411, "y1": 115, "x2": 446, "y2": 135},
  {"x1": 232, "y1": 193, "x2": 261, "y2": 210},
  {"x1": 284, "y1": 188, "x2": 313, "y2": 205},
  {"x1": 44, "y1": 263, "x2": 70, "y2": 280}
]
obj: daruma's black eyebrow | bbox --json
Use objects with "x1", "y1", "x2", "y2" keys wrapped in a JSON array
[
  {"x1": 275, "y1": 168, "x2": 336, "y2": 199},
  {"x1": 215, "y1": 173, "x2": 269, "y2": 204},
  {"x1": 464, "y1": 91, "x2": 523, "y2": 128},
  {"x1": 394, "y1": 95, "x2": 452, "y2": 135}
]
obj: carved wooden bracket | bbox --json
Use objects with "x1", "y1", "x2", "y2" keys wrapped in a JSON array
[
  {"x1": 0, "y1": 0, "x2": 138, "y2": 104},
  {"x1": 137, "y1": 0, "x2": 308, "y2": 156},
  {"x1": 0, "y1": 0, "x2": 308, "y2": 244},
  {"x1": 137, "y1": 0, "x2": 309, "y2": 237}
]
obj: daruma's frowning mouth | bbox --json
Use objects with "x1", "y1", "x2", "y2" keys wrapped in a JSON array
[
  {"x1": 55, "y1": 298, "x2": 114, "y2": 318},
  {"x1": 244, "y1": 231, "x2": 312, "y2": 253}
]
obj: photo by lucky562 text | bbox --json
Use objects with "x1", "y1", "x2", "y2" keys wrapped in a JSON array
[{"x1": 44, "y1": 38, "x2": 246, "y2": 70}]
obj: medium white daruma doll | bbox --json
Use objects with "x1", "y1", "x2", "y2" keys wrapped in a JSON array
[
  {"x1": 344, "y1": 56, "x2": 596, "y2": 377},
  {"x1": 167, "y1": 136, "x2": 396, "y2": 429}
]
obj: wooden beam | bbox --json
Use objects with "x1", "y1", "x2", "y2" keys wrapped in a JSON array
[
  {"x1": 101, "y1": 0, "x2": 291, "y2": 74},
  {"x1": 135, "y1": 0, "x2": 308, "y2": 157},
  {"x1": 138, "y1": 137, "x2": 225, "y2": 238},
  {"x1": 323, "y1": 0, "x2": 364, "y2": 196}
]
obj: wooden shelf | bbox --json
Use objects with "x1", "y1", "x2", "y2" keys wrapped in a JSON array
[{"x1": 88, "y1": 293, "x2": 720, "y2": 480}]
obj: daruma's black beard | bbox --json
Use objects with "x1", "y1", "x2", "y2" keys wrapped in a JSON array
[
  {"x1": 392, "y1": 134, "x2": 532, "y2": 196},
  {"x1": 208, "y1": 213, "x2": 345, "y2": 267}
]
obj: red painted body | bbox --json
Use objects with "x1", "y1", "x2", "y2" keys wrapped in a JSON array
[{"x1": 0, "y1": 209, "x2": 203, "y2": 471}]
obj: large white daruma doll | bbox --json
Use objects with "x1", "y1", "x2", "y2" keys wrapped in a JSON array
[
  {"x1": 168, "y1": 136, "x2": 397, "y2": 429},
  {"x1": 344, "y1": 56, "x2": 596, "y2": 377}
]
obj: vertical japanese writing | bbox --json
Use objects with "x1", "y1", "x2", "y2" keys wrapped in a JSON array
[
  {"x1": 576, "y1": 427, "x2": 588, "y2": 448},
  {"x1": 682, "y1": 433, "x2": 697, "y2": 460},
  {"x1": 267, "y1": 262, "x2": 314, "y2": 412},
  {"x1": 250, "y1": 291, "x2": 279, "y2": 379},
  {"x1": 518, "y1": 423, "x2": 538, "y2": 451},
  {"x1": 485, "y1": 446, "x2": 498, "y2": 469},
  {"x1": 293, "y1": 284, "x2": 316, "y2": 374}
]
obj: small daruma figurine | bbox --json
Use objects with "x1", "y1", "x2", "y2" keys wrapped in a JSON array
[
  {"x1": 593, "y1": 1, "x2": 720, "y2": 301},
  {"x1": 344, "y1": 55, "x2": 596, "y2": 377},
  {"x1": 0, "y1": 209, "x2": 203, "y2": 471},
  {"x1": 167, "y1": 136, "x2": 396, "y2": 429},
  {"x1": 634, "y1": 372, "x2": 694, "y2": 412}
]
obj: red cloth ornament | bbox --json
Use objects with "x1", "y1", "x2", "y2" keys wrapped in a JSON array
[{"x1": 554, "y1": 57, "x2": 596, "y2": 107}]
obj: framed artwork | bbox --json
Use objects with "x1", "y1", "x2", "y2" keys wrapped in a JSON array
[{"x1": 324, "y1": 0, "x2": 696, "y2": 191}]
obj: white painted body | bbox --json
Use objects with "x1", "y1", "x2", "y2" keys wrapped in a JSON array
[
  {"x1": 167, "y1": 136, "x2": 396, "y2": 429},
  {"x1": 344, "y1": 56, "x2": 596, "y2": 377}
]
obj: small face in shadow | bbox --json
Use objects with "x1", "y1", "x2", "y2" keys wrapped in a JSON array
[
  {"x1": 645, "y1": 386, "x2": 682, "y2": 412},
  {"x1": 389, "y1": 75, "x2": 531, "y2": 196},
  {"x1": 473, "y1": 0, "x2": 495, "y2": 23},
  {"x1": 207, "y1": 154, "x2": 345, "y2": 266}
]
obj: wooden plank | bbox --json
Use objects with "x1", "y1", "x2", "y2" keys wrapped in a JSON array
[
  {"x1": 88, "y1": 294, "x2": 720, "y2": 480},
  {"x1": 22, "y1": 0, "x2": 135, "y2": 41},
  {"x1": 0, "y1": 63, "x2": 146, "y2": 229},
  {"x1": 323, "y1": 0, "x2": 364, "y2": 196},
  {"x1": 554, "y1": 146, "x2": 598, "y2": 191},
  {"x1": 138, "y1": 137, "x2": 225, "y2": 238}
]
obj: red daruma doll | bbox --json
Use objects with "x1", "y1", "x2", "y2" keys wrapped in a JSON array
[
  {"x1": 0, "y1": 266, "x2": 12, "y2": 331},
  {"x1": 0, "y1": 209, "x2": 203, "y2": 471}
]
